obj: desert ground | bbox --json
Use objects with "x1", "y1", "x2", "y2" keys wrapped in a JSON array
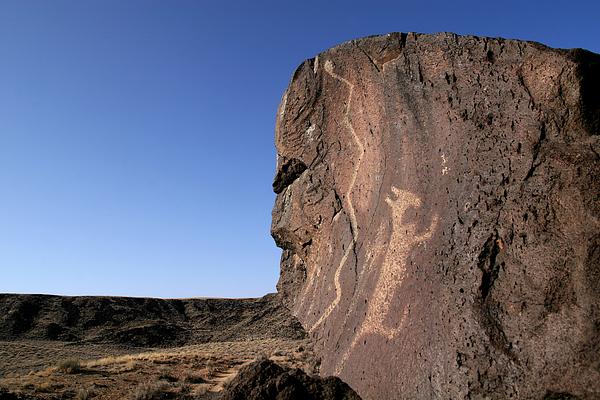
[{"x1": 0, "y1": 294, "x2": 319, "y2": 399}]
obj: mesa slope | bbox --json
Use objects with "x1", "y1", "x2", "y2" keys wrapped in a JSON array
[
  {"x1": 0, "y1": 293, "x2": 304, "y2": 349},
  {"x1": 0, "y1": 294, "x2": 321, "y2": 399}
]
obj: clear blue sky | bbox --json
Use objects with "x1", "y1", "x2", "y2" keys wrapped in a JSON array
[{"x1": 1, "y1": 1, "x2": 598, "y2": 298}]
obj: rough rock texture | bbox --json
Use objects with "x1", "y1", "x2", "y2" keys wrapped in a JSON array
[
  {"x1": 271, "y1": 32, "x2": 600, "y2": 399},
  {"x1": 221, "y1": 359, "x2": 361, "y2": 400},
  {"x1": 0, "y1": 293, "x2": 305, "y2": 346}
]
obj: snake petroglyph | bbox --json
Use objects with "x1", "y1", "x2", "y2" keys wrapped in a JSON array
[{"x1": 308, "y1": 60, "x2": 364, "y2": 334}]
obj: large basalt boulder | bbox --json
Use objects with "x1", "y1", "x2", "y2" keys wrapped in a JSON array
[
  {"x1": 271, "y1": 32, "x2": 600, "y2": 399},
  {"x1": 221, "y1": 359, "x2": 361, "y2": 400}
]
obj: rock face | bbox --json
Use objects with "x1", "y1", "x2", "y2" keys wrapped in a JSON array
[{"x1": 271, "y1": 32, "x2": 600, "y2": 399}]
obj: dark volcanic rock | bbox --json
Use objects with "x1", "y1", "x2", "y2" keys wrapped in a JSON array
[
  {"x1": 271, "y1": 33, "x2": 600, "y2": 399},
  {"x1": 221, "y1": 359, "x2": 361, "y2": 400},
  {"x1": 0, "y1": 388, "x2": 40, "y2": 400},
  {"x1": 0, "y1": 293, "x2": 305, "y2": 346}
]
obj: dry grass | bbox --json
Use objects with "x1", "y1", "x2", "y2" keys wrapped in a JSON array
[
  {"x1": 83, "y1": 354, "x2": 138, "y2": 368},
  {"x1": 0, "y1": 338, "x2": 315, "y2": 399},
  {"x1": 119, "y1": 360, "x2": 139, "y2": 372}
]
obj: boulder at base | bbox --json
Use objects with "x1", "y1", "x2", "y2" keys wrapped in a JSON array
[{"x1": 221, "y1": 359, "x2": 361, "y2": 400}]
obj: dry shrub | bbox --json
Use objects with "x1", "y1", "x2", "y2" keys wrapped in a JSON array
[
  {"x1": 156, "y1": 366, "x2": 178, "y2": 382},
  {"x1": 76, "y1": 388, "x2": 93, "y2": 400},
  {"x1": 34, "y1": 381, "x2": 56, "y2": 393},
  {"x1": 204, "y1": 359, "x2": 217, "y2": 379},
  {"x1": 56, "y1": 358, "x2": 82, "y2": 374},
  {"x1": 194, "y1": 385, "x2": 208, "y2": 396},
  {"x1": 271, "y1": 350, "x2": 287, "y2": 357},
  {"x1": 131, "y1": 382, "x2": 169, "y2": 400},
  {"x1": 178, "y1": 383, "x2": 192, "y2": 394},
  {"x1": 182, "y1": 373, "x2": 205, "y2": 384}
]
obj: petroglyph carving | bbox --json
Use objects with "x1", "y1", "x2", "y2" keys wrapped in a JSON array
[
  {"x1": 441, "y1": 153, "x2": 450, "y2": 175},
  {"x1": 308, "y1": 60, "x2": 364, "y2": 333},
  {"x1": 337, "y1": 186, "x2": 438, "y2": 372}
]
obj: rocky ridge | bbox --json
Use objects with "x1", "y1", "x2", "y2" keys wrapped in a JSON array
[{"x1": 0, "y1": 293, "x2": 305, "y2": 346}]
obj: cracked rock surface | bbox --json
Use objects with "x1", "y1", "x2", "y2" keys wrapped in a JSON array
[{"x1": 271, "y1": 32, "x2": 600, "y2": 399}]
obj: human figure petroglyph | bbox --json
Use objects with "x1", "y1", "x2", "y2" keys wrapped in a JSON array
[{"x1": 336, "y1": 186, "x2": 438, "y2": 373}]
